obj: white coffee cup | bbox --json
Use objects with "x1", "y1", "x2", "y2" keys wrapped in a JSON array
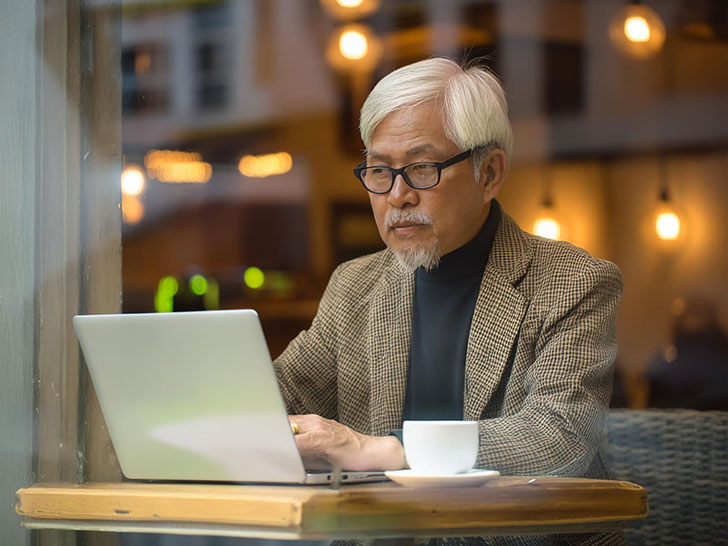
[{"x1": 402, "y1": 420, "x2": 479, "y2": 475}]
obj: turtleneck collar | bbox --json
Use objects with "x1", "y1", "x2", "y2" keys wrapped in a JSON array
[{"x1": 416, "y1": 200, "x2": 501, "y2": 282}]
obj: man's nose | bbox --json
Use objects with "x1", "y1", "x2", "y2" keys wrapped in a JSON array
[{"x1": 387, "y1": 173, "x2": 418, "y2": 208}]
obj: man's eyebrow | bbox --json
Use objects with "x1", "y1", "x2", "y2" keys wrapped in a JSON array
[
  {"x1": 366, "y1": 151, "x2": 390, "y2": 163},
  {"x1": 405, "y1": 144, "x2": 437, "y2": 156},
  {"x1": 367, "y1": 145, "x2": 438, "y2": 163}
]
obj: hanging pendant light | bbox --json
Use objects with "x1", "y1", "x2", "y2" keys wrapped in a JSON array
[
  {"x1": 609, "y1": 1, "x2": 666, "y2": 59},
  {"x1": 655, "y1": 205, "x2": 680, "y2": 240},
  {"x1": 326, "y1": 23, "x2": 382, "y2": 73},
  {"x1": 532, "y1": 167, "x2": 563, "y2": 241},
  {"x1": 533, "y1": 204, "x2": 562, "y2": 240},
  {"x1": 654, "y1": 156, "x2": 681, "y2": 241},
  {"x1": 121, "y1": 161, "x2": 146, "y2": 225},
  {"x1": 533, "y1": 210, "x2": 562, "y2": 240}
]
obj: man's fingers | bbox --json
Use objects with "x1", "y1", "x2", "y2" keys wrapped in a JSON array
[
  {"x1": 294, "y1": 425, "x2": 329, "y2": 454},
  {"x1": 288, "y1": 414, "x2": 327, "y2": 436},
  {"x1": 287, "y1": 414, "x2": 406, "y2": 471}
]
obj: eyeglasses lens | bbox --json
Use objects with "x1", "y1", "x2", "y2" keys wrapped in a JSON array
[
  {"x1": 360, "y1": 163, "x2": 438, "y2": 192},
  {"x1": 360, "y1": 167, "x2": 391, "y2": 192},
  {"x1": 404, "y1": 163, "x2": 438, "y2": 187}
]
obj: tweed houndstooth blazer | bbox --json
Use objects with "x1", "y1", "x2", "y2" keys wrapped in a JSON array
[{"x1": 274, "y1": 209, "x2": 623, "y2": 479}]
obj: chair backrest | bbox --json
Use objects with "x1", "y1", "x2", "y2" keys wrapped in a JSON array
[{"x1": 606, "y1": 409, "x2": 728, "y2": 545}]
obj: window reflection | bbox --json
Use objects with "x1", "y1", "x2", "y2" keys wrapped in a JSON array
[
  {"x1": 122, "y1": 44, "x2": 169, "y2": 113},
  {"x1": 117, "y1": 0, "x2": 727, "y2": 406}
]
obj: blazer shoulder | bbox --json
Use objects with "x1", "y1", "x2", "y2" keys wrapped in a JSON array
[
  {"x1": 524, "y1": 233, "x2": 623, "y2": 294},
  {"x1": 327, "y1": 248, "x2": 400, "y2": 304},
  {"x1": 496, "y1": 210, "x2": 621, "y2": 284}
]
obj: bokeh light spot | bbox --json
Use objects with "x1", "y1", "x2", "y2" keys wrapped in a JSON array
[
  {"x1": 121, "y1": 165, "x2": 145, "y2": 196},
  {"x1": 159, "y1": 276, "x2": 179, "y2": 296},
  {"x1": 625, "y1": 16, "x2": 650, "y2": 43},
  {"x1": 533, "y1": 218, "x2": 562, "y2": 240},
  {"x1": 189, "y1": 274, "x2": 208, "y2": 296},
  {"x1": 339, "y1": 30, "x2": 368, "y2": 60},
  {"x1": 656, "y1": 211, "x2": 680, "y2": 240},
  {"x1": 244, "y1": 267, "x2": 265, "y2": 290}
]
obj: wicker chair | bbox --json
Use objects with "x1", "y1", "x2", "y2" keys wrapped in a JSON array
[{"x1": 605, "y1": 409, "x2": 728, "y2": 545}]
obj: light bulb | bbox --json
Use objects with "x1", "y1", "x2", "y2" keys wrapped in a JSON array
[
  {"x1": 326, "y1": 23, "x2": 382, "y2": 72},
  {"x1": 121, "y1": 165, "x2": 145, "y2": 196},
  {"x1": 609, "y1": 4, "x2": 665, "y2": 59},
  {"x1": 624, "y1": 16, "x2": 651, "y2": 43},
  {"x1": 339, "y1": 30, "x2": 368, "y2": 60},
  {"x1": 336, "y1": 0, "x2": 363, "y2": 7},
  {"x1": 533, "y1": 217, "x2": 562, "y2": 240},
  {"x1": 656, "y1": 211, "x2": 680, "y2": 240}
]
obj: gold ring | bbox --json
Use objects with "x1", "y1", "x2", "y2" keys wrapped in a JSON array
[{"x1": 291, "y1": 423, "x2": 300, "y2": 435}]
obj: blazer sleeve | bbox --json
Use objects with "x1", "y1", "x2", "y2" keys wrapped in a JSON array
[
  {"x1": 475, "y1": 259, "x2": 623, "y2": 476},
  {"x1": 272, "y1": 264, "x2": 344, "y2": 419}
]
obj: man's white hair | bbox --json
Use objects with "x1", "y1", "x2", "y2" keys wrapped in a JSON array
[{"x1": 359, "y1": 57, "x2": 513, "y2": 176}]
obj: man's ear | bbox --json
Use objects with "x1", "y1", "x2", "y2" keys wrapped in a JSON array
[{"x1": 477, "y1": 148, "x2": 507, "y2": 202}]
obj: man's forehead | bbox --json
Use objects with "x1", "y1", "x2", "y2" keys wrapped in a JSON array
[
  {"x1": 375, "y1": 102, "x2": 443, "y2": 130},
  {"x1": 366, "y1": 102, "x2": 450, "y2": 157}
]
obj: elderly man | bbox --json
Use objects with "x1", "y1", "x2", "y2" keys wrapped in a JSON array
[{"x1": 274, "y1": 58, "x2": 622, "y2": 490}]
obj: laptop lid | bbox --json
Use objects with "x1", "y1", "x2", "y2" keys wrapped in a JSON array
[{"x1": 73, "y1": 309, "x2": 309, "y2": 483}]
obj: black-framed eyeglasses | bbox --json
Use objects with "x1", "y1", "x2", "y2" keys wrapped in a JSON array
[{"x1": 353, "y1": 149, "x2": 473, "y2": 194}]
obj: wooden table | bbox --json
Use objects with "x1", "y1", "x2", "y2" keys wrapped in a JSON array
[{"x1": 16, "y1": 476, "x2": 647, "y2": 540}]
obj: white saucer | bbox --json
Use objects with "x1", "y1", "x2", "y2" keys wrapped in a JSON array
[{"x1": 385, "y1": 469, "x2": 500, "y2": 488}]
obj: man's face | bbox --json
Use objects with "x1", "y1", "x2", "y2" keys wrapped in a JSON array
[{"x1": 367, "y1": 102, "x2": 491, "y2": 268}]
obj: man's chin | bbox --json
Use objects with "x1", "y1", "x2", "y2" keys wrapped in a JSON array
[{"x1": 389, "y1": 243, "x2": 441, "y2": 272}]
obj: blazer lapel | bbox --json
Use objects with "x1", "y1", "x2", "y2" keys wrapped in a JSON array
[
  {"x1": 464, "y1": 213, "x2": 532, "y2": 420},
  {"x1": 367, "y1": 260, "x2": 414, "y2": 436}
]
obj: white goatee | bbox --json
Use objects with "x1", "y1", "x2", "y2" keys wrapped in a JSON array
[{"x1": 384, "y1": 209, "x2": 441, "y2": 272}]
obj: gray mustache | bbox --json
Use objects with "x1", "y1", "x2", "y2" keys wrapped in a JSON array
[{"x1": 384, "y1": 210, "x2": 434, "y2": 230}]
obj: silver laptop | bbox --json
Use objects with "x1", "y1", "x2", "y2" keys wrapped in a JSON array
[{"x1": 73, "y1": 309, "x2": 386, "y2": 485}]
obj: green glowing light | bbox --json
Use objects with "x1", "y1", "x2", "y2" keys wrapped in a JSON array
[
  {"x1": 159, "y1": 276, "x2": 179, "y2": 296},
  {"x1": 244, "y1": 267, "x2": 265, "y2": 289},
  {"x1": 155, "y1": 275, "x2": 178, "y2": 312},
  {"x1": 189, "y1": 274, "x2": 208, "y2": 296},
  {"x1": 154, "y1": 292, "x2": 173, "y2": 313}
]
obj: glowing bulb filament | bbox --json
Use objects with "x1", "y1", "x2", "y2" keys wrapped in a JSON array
[
  {"x1": 339, "y1": 30, "x2": 368, "y2": 60},
  {"x1": 533, "y1": 218, "x2": 562, "y2": 241},
  {"x1": 656, "y1": 211, "x2": 680, "y2": 240},
  {"x1": 625, "y1": 16, "x2": 650, "y2": 43},
  {"x1": 121, "y1": 165, "x2": 145, "y2": 196}
]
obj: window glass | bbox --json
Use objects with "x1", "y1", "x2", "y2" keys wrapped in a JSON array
[{"x1": 1, "y1": 4, "x2": 726, "y2": 543}]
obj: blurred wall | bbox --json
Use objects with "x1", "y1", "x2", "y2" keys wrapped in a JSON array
[
  {"x1": 499, "y1": 149, "x2": 727, "y2": 406},
  {"x1": 607, "y1": 150, "x2": 727, "y2": 405}
]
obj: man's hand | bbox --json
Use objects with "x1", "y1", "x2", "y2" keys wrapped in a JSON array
[{"x1": 288, "y1": 414, "x2": 406, "y2": 471}]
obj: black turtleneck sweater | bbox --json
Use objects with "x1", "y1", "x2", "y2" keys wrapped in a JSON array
[{"x1": 402, "y1": 200, "x2": 501, "y2": 421}]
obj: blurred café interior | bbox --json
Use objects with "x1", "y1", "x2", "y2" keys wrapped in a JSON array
[
  {"x1": 1, "y1": 0, "x2": 727, "y2": 543},
  {"x1": 118, "y1": 0, "x2": 726, "y2": 410}
]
